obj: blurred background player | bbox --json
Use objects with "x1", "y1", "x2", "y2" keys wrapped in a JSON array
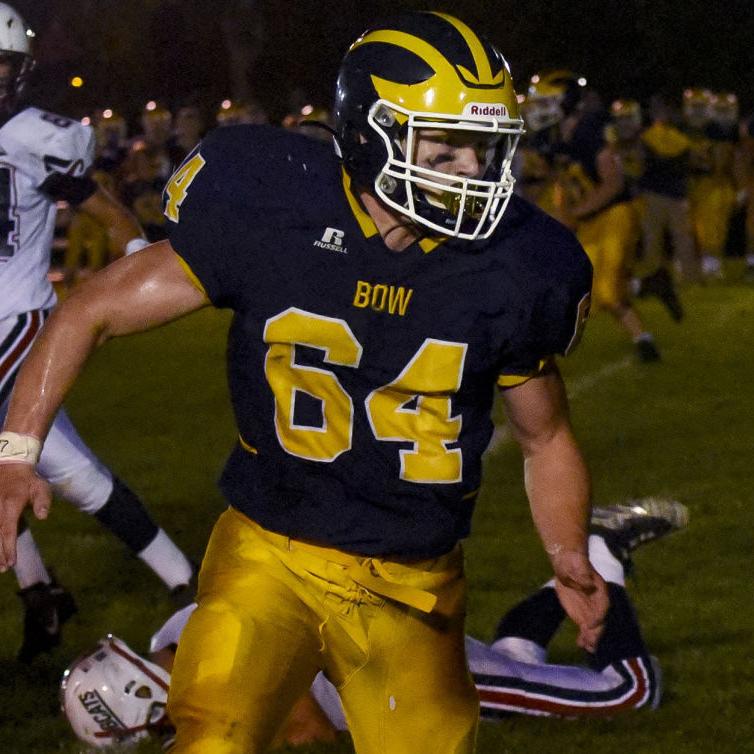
[
  {"x1": 632, "y1": 93, "x2": 692, "y2": 318},
  {"x1": 61, "y1": 498, "x2": 688, "y2": 749},
  {"x1": 0, "y1": 3, "x2": 195, "y2": 662},
  {"x1": 524, "y1": 70, "x2": 663, "y2": 362},
  {"x1": 121, "y1": 101, "x2": 173, "y2": 242},
  {"x1": 62, "y1": 110, "x2": 129, "y2": 288},
  {"x1": 215, "y1": 97, "x2": 268, "y2": 127},
  {"x1": 738, "y1": 113, "x2": 754, "y2": 282},
  {"x1": 688, "y1": 91, "x2": 739, "y2": 280},
  {"x1": 167, "y1": 104, "x2": 207, "y2": 166}
]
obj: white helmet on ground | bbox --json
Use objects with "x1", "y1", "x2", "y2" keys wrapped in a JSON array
[
  {"x1": 60, "y1": 634, "x2": 170, "y2": 748},
  {"x1": 0, "y1": 2, "x2": 34, "y2": 107}
]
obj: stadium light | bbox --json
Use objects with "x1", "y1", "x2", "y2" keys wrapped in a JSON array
[{"x1": 70, "y1": 76, "x2": 84, "y2": 88}]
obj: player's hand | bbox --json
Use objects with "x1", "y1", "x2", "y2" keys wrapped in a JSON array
[
  {"x1": 0, "y1": 464, "x2": 52, "y2": 571},
  {"x1": 551, "y1": 549, "x2": 609, "y2": 653}
]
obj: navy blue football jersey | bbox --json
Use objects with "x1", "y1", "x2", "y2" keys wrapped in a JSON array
[{"x1": 165, "y1": 125, "x2": 592, "y2": 559}]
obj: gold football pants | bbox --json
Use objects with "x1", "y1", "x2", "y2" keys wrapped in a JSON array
[
  {"x1": 577, "y1": 201, "x2": 639, "y2": 310},
  {"x1": 168, "y1": 507, "x2": 478, "y2": 753},
  {"x1": 690, "y1": 175, "x2": 737, "y2": 256}
]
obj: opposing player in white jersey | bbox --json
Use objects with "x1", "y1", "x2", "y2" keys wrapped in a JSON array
[
  {"x1": 0, "y1": 3, "x2": 195, "y2": 662},
  {"x1": 61, "y1": 499, "x2": 688, "y2": 749}
]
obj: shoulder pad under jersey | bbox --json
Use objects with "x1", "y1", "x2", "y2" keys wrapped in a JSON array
[{"x1": 0, "y1": 107, "x2": 95, "y2": 185}]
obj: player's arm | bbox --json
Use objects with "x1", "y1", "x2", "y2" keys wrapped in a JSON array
[
  {"x1": 0, "y1": 240, "x2": 209, "y2": 569},
  {"x1": 77, "y1": 184, "x2": 147, "y2": 257},
  {"x1": 501, "y1": 361, "x2": 608, "y2": 652},
  {"x1": 39, "y1": 171, "x2": 147, "y2": 258},
  {"x1": 569, "y1": 146, "x2": 625, "y2": 220}
]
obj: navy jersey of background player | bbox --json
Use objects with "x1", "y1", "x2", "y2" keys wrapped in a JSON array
[{"x1": 164, "y1": 125, "x2": 592, "y2": 559}]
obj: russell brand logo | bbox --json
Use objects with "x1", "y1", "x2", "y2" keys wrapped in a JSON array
[{"x1": 313, "y1": 227, "x2": 348, "y2": 253}]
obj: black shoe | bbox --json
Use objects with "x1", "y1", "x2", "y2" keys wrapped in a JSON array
[
  {"x1": 639, "y1": 268, "x2": 684, "y2": 322},
  {"x1": 17, "y1": 578, "x2": 78, "y2": 663},
  {"x1": 636, "y1": 338, "x2": 661, "y2": 363},
  {"x1": 590, "y1": 498, "x2": 689, "y2": 572}
]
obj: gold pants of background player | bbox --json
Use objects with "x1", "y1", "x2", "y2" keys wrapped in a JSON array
[
  {"x1": 577, "y1": 201, "x2": 639, "y2": 309},
  {"x1": 168, "y1": 507, "x2": 478, "y2": 753}
]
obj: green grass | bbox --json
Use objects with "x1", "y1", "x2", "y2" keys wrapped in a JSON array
[{"x1": 2, "y1": 280, "x2": 753, "y2": 753}]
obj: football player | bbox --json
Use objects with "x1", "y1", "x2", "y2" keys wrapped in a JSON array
[
  {"x1": 0, "y1": 3, "x2": 195, "y2": 662},
  {"x1": 61, "y1": 499, "x2": 688, "y2": 749},
  {"x1": 688, "y1": 91, "x2": 739, "y2": 280},
  {"x1": 525, "y1": 71, "x2": 663, "y2": 362},
  {"x1": 0, "y1": 12, "x2": 608, "y2": 754},
  {"x1": 634, "y1": 94, "x2": 694, "y2": 314}
]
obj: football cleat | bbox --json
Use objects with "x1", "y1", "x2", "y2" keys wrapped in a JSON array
[
  {"x1": 590, "y1": 497, "x2": 689, "y2": 570},
  {"x1": 638, "y1": 267, "x2": 684, "y2": 322},
  {"x1": 17, "y1": 577, "x2": 78, "y2": 663},
  {"x1": 635, "y1": 337, "x2": 661, "y2": 363}
]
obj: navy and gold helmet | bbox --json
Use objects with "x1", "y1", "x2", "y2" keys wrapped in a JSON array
[
  {"x1": 524, "y1": 70, "x2": 587, "y2": 132},
  {"x1": 610, "y1": 98, "x2": 642, "y2": 139},
  {"x1": 334, "y1": 11, "x2": 524, "y2": 240}
]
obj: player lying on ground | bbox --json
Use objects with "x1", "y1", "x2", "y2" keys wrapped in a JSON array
[{"x1": 61, "y1": 499, "x2": 688, "y2": 749}]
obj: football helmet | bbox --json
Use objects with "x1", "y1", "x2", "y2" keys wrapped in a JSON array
[
  {"x1": 682, "y1": 88, "x2": 712, "y2": 129},
  {"x1": 60, "y1": 634, "x2": 170, "y2": 748},
  {"x1": 610, "y1": 99, "x2": 642, "y2": 139},
  {"x1": 708, "y1": 91, "x2": 738, "y2": 128},
  {"x1": 333, "y1": 11, "x2": 524, "y2": 241},
  {"x1": 524, "y1": 70, "x2": 587, "y2": 132},
  {"x1": 0, "y1": 2, "x2": 35, "y2": 108}
]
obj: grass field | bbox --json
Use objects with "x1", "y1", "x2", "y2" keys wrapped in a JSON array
[{"x1": 1, "y1": 278, "x2": 753, "y2": 753}]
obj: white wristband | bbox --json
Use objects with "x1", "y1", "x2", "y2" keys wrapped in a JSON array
[
  {"x1": 0, "y1": 431, "x2": 42, "y2": 465},
  {"x1": 125, "y1": 237, "x2": 150, "y2": 256}
]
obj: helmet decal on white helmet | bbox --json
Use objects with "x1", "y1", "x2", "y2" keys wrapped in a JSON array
[{"x1": 61, "y1": 634, "x2": 170, "y2": 748}]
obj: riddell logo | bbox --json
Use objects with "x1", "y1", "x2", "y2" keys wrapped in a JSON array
[
  {"x1": 463, "y1": 103, "x2": 509, "y2": 120},
  {"x1": 313, "y1": 227, "x2": 347, "y2": 254}
]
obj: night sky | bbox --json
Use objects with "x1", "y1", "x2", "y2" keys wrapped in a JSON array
[{"x1": 11, "y1": 0, "x2": 754, "y2": 126}]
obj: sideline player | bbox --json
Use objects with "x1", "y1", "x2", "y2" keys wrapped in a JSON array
[
  {"x1": 61, "y1": 499, "x2": 688, "y2": 749},
  {"x1": 524, "y1": 71, "x2": 662, "y2": 363},
  {"x1": 0, "y1": 3, "x2": 195, "y2": 662},
  {"x1": 0, "y1": 12, "x2": 607, "y2": 753}
]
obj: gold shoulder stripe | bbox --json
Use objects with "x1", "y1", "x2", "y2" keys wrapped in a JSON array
[
  {"x1": 430, "y1": 12, "x2": 502, "y2": 85},
  {"x1": 342, "y1": 168, "x2": 379, "y2": 238},
  {"x1": 173, "y1": 252, "x2": 208, "y2": 297}
]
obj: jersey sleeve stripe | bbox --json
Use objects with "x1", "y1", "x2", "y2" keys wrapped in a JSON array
[
  {"x1": 172, "y1": 252, "x2": 208, "y2": 296},
  {"x1": 497, "y1": 358, "x2": 549, "y2": 389}
]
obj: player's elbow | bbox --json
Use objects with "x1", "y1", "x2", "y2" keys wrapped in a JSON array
[{"x1": 51, "y1": 278, "x2": 113, "y2": 346}]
